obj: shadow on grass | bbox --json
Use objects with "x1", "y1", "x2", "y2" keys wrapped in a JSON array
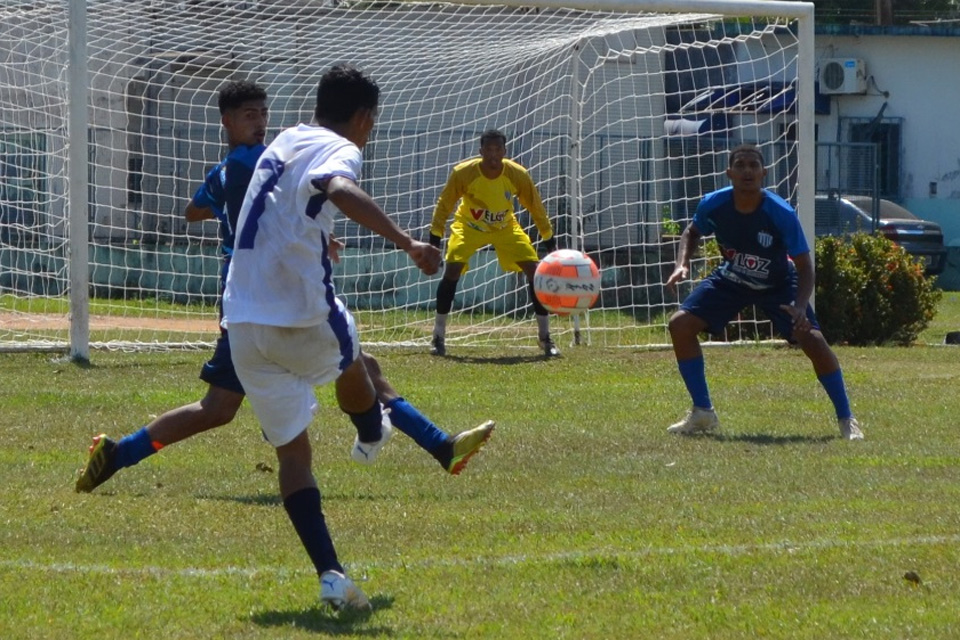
[
  {"x1": 251, "y1": 594, "x2": 393, "y2": 635},
  {"x1": 196, "y1": 493, "x2": 283, "y2": 506},
  {"x1": 706, "y1": 432, "x2": 837, "y2": 445},
  {"x1": 199, "y1": 491, "x2": 429, "y2": 505},
  {"x1": 443, "y1": 353, "x2": 548, "y2": 365}
]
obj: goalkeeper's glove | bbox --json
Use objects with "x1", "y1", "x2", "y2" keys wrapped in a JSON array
[
  {"x1": 542, "y1": 236, "x2": 557, "y2": 254},
  {"x1": 428, "y1": 233, "x2": 443, "y2": 248}
]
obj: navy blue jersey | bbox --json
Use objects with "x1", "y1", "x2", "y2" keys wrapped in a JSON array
[
  {"x1": 692, "y1": 186, "x2": 809, "y2": 290},
  {"x1": 223, "y1": 144, "x2": 265, "y2": 252},
  {"x1": 191, "y1": 143, "x2": 266, "y2": 257}
]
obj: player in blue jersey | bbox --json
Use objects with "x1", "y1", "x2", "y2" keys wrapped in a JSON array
[
  {"x1": 75, "y1": 80, "x2": 494, "y2": 494},
  {"x1": 664, "y1": 144, "x2": 864, "y2": 440}
]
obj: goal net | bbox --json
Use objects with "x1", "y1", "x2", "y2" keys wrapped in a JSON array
[{"x1": 0, "y1": 0, "x2": 813, "y2": 356}]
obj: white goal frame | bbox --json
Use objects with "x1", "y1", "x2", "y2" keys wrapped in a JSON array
[{"x1": 2, "y1": 0, "x2": 815, "y2": 361}]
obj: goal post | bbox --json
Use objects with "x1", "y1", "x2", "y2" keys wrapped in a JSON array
[{"x1": 0, "y1": 0, "x2": 814, "y2": 356}]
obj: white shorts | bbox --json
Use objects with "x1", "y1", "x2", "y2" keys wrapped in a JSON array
[{"x1": 229, "y1": 313, "x2": 361, "y2": 447}]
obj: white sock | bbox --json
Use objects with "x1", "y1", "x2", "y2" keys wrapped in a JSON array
[
  {"x1": 434, "y1": 314, "x2": 448, "y2": 338},
  {"x1": 536, "y1": 314, "x2": 550, "y2": 341}
]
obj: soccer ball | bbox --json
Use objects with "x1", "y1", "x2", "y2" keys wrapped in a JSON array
[{"x1": 533, "y1": 249, "x2": 601, "y2": 315}]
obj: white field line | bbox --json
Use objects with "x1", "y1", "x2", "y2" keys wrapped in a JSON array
[{"x1": 2, "y1": 533, "x2": 958, "y2": 580}]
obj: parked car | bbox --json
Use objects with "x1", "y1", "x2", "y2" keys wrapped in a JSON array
[{"x1": 814, "y1": 194, "x2": 946, "y2": 276}]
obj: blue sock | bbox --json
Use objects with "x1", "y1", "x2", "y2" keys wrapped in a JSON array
[
  {"x1": 283, "y1": 487, "x2": 342, "y2": 576},
  {"x1": 114, "y1": 427, "x2": 158, "y2": 469},
  {"x1": 678, "y1": 356, "x2": 712, "y2": 409},
  {"x1": 385, "y1": 397, "x2": 449, "y2": 452},
  {"x1": 818, "y1": 369, "x2": 852, "y2": 419}
]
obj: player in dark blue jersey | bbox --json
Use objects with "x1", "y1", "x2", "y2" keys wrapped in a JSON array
[
  {"x1": 76, "y1": 80, "x2": 493, "y2": 493},
  {"x1": 664, "y1": 144, "x2": 864, "y2": 440}
]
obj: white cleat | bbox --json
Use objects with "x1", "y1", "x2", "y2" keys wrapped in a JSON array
[
  {"x1": 320, "y1": 570, "x2": 371, "y2": 611},
  {"x1": 667, "y1": 406, "x2": 720, "y2": 435},
  {"x1": 838, "y1": 417, "x2": 865, "y2": 441}
]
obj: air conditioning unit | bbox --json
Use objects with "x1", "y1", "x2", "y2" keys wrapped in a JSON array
[{"x1": 818, "y1": 58, "x2": 867, "y2": 95}]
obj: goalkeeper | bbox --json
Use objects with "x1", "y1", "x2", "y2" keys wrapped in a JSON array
[
  {"x1": 75, "y1": 80, "x2": 494, "y2": 494},
  {"x1": 428, "y1": 129, "x2": 559, "y2": 357}
]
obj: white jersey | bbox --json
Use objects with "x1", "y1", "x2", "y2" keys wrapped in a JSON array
[{"x1": 222, "y1": 124, "x2": 360, "y2": 328}]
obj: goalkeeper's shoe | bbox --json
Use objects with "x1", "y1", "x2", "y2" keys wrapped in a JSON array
[
  {"x1": 320, "y1": 570, "x2": 371, "y2": 612},
  {"x1": 430, "y1": 334, "x2": 446, "y2": 357},
  {"x1": 538, "y1": 336, "x2": 560, "y2": 358},
  {"x1": 447, "y1": 420, "x2": 495, "y2": 475},
  {"x1": 75, "y1": 434, "x2": 119, "y2": 493},
  {"x1": 666, "y1": 407, "x2": 720, "y2": 435}
]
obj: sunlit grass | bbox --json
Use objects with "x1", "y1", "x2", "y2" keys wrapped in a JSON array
[{"x1": 2, "y1": 297, "x2": 960, "y2": 637}]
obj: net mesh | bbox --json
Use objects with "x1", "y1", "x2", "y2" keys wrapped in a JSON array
[{"x1": 0, "y1": 0, "x2": 804, "y2": 352}]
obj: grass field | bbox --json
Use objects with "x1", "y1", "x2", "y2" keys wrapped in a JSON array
[{"x1": 2, "y1": 294, "x2": 960, "y2": 639}]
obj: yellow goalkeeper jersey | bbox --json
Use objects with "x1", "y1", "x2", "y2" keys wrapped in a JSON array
[{"x1": 429, "y1": 157, "x2": 553, "y2": 240}]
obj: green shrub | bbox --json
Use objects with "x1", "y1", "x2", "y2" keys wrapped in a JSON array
[
  {"x1": 689, "y1": 233, "x2": 940, "y2": 345},
  {"x1": 815, "y1": 233, "x2": 941, "y2": 345}
]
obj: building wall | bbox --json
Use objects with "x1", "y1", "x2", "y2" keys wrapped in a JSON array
[{"x1": 814, "y1": 30, "x2": 960, "y2": 239}]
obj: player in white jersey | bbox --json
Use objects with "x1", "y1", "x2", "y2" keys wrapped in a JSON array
[{"x1": 222, "y1": 64, "x2": 441, "y2": 611}]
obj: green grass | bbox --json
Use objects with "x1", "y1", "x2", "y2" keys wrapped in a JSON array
[{"x1": 3, "y1": 297, "x2": 960, "y2": 638}]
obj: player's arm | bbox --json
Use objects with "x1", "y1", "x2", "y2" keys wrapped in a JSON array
[
  {"x1": 514, "y1": 168, "x2": 553, "y2": 242},
  {"x1": 321, "y1": 175, "x2": 441, "y2": 276},
  {"x1": 774, "y1": 202, "x2": 815, "y2": 330},
  {"x1": 780, "y1": 251, "x2": 815, "y2": 334},
  {"x1": 184, "y1": 201, "x2": 214, "y2": 222},
  {"x1": 791, "y1": 251, "x2": 815, "y2": 310},
  {"x1": 428, "y1": 168, "x2": 465, "y2": 245},
  {"x1": 665, "y1": 222, "x2": 703, "y2": 290},
  {"x1": 185, "y1": 163, "x2": 226, "y2": 223}
]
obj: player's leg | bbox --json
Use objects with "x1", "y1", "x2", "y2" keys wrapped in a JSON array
[
  {"x1": 432, "y1": 222, "x2": 483, "y2": 356},
  {"x1": 766, "y1": 299, "x2": 863, "y2": 441},
  {"x1": 495, "y1": 224, "x2": 558, "y2": 356},
  {"x1": 432, "y1": 260, "x2": 463, "y2": 356},
  {"x1": 232, "y1": 322, "x2": 370, "y2": 610},
  {"x1": 277, "y1": 427, "x2": 369, "y2": 610},
  {"x1": 75, "y1": 333, "x2": 245, "y2": 493},
  {"x1": 359, "y1": 351, "x2": 494, "y2": 474},
  {"x1": 665, "y1": 275, "x2": 740, "y2": 434},
  {"x1": 519, "y1": 259, "x2": 558, "y2": 357},
  {"x1": 337, "y1": 356, "x2": 393, "y2": 463}
]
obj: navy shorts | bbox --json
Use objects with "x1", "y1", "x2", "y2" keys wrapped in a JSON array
[
  {"x1": 680, "y1": 272, "x2": 820, "y2": 343},
  {"x1": 199, "y1": 328, "x2": 245, "y2": 394}
]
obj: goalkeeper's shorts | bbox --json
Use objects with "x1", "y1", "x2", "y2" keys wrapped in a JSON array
[{"x1": 445, "y1": 220, "x2": 538, "y2": 274}]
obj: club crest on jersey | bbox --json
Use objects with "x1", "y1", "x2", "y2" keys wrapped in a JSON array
[{"x1": 757, "y1": 230, "x2": 773, "y2": 248}]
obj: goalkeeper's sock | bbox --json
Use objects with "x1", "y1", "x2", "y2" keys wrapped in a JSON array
[
  {"x1": 114, "y1": 427, "x2": 162, "y2": 469},
  {"x1": 433, "y1": 313, "x2": 448, "y2": 338},
  {"x1": 436, "y1": 278, "x2": 458, "y2": 315},
  {"x1": 536, "y1": 313, "x2": 550, "y2": 341},
  {"x1": 529, "y1": 280, "x2": 549, "y2": 317},
  {"x1": 384, "y1": 397, "x2": 449, "y2": 454},
  {"x1": 677, "y1": 356, "x2": 712, "y2": 409}
]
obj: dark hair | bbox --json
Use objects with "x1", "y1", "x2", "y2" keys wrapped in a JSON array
[
  {"x1": 314, "y1": 63, "x2": 380, "y2": 124},
  {"x1": 480, "y1": 129, "x2": 507, "y2": 147},
  {"x1": 217, "y1": 80, "x2": 267, "y2": 115},
  {"x1": 728, "y1": 143, "x2": 764, "y2": 167}
]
